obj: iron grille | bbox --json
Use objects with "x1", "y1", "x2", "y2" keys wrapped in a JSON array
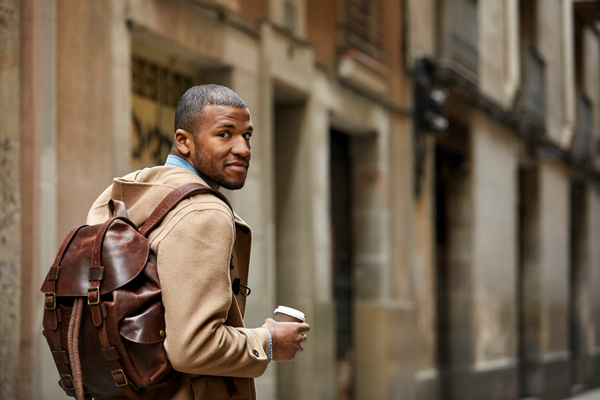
[
  {"x1": 342, "y1": 0, "x2": 385, "y2": 63},
  {"x1": 519, "y1": 46, "x2": 546, "y2": 134},
  {"x1": 441, "y1": 0, "x2": 479, "y2": 84},
  {"x1": 574, "y1": 94, "x2": 592, "y2": 166}
]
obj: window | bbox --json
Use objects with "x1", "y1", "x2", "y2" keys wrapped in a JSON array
[
  {"x1": 517, "y1": 0, "x2": 545, "y2": 134},
  {"x1": 341, "y1": 0, "x2": 385, "y2": 63},
  {"x1": 131, "y1": 56, "x2": 195, "y2": 169},
  {"x1": 519, "y1": 46, "x2": 546, "y2": 133},
  {"x1": 574, "y1": 94, "x2": 592, "y2": 166},
  {"x1": 440, "y1": 0, "x2": 479, "y2": 83}
]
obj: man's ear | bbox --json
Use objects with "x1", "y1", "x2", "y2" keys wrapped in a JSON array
[{"x1": 173, "y1": 129, "x2": 194, "y2": 157}]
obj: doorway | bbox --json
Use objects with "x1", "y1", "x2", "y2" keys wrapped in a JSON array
[
  {"x1": 517, "y1": 165, "x2": 539, "y2": 398},
  {"x1": 570, "y1": 180, "x2": 589, "y2": 394},
  {"x1": 434, "y1": 125, "x2": 471, "y2": 400},
  {"x1": 273, "y1": 89, "x2": 309, "y2": 400},
  {"x1": 330, "y1": 129, "x2": 355, "y2": 400}
]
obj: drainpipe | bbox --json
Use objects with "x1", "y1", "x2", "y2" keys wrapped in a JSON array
[{"x1": 561, "y1": 0, "x2": 577, "y2": 148}]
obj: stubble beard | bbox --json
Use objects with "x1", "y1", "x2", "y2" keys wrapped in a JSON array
[{"x1": 192, "y1": 149, "x2": 247, "y2": 190}]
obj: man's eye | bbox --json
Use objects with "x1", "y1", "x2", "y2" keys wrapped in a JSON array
[
  {"x1": 243, "y1": 133, "x2": 252, "y2": 140},
  {"x1": 218, "y1": 132, "x2": 230, "y2": 138}
]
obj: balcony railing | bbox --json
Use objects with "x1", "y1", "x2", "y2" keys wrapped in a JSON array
[
  {"x1": 440, "y1": 0, "x2": 479, "y2": 84},
  {"x1": 341, "y1": 0, "x2": 385, "y2": 63},
  {"x1": 518, "y1": 46, "x2": 546, "y2": 134},
  {"x1": 573, "y1": 93, "x2": 592, "y2": 166}
]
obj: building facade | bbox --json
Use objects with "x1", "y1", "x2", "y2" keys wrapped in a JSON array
[{"x1": 1, "y1": 0, "x2": 600, "y2": 399}]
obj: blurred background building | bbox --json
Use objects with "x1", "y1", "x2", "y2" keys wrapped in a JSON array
[{"x1": 2, "y1": 0, "x2": 600, "y2": 399}]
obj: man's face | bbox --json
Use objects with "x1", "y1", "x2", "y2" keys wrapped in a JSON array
[{"x1": 190, "y1": 105, "x2": 253, "y2": 190}]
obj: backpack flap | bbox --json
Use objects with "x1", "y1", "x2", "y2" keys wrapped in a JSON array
[
  {"x1": 40, "y1": 219, "x2": 149, "y2": 297},
  {"x1": 120, "y1": 302, "x2": 166, "y2": 344}
]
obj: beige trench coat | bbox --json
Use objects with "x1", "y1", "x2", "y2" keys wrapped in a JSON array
[{"x1": 87, "y1": 166, "x2": 270, "y2": 400}]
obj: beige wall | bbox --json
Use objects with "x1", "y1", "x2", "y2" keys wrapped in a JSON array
[
  {"x1": 519, "y1": 158, "x2": 571, "y2": 396},
  {"x1": 269, "y1": 0, "x2": 307, "y2": 38},
  {"x1": 306, "y1": 0, "x2": 338, "y2": 69},
  {"x1": 407, "y1": 0, "x2": 436, "y2": 66},
  {"x1": 471, "y1": 111, "x2": 519, "y2": 366},
  {"x1": 479, "y1": 0, "x2": 519, "y2": 110},
  {"x1": 539, "y1": 160, "x2": 570, "y2": 356},
  {"x1": 37, "y1": 0, "x2": 61, "y2": 398},
  {"x1": 414, "y1": 137, "x2": 437, "y2": 377},
  {"x1": 479, "y1": 0, "x2": 507, "y2": 108},
  {"x1": 538, "y1": 0, "x2": 564, "y2": 145},
  {"x1": 56, "y1": 0, "x2": 117, "y2": 236},
  {"x1": 589, "y1": 188, "x2": 600, "y2": 352},
  {"x1": 390, "y1": 115, "x2": 415, "y2": 303},
  {"x1": 0, "y1": 1, "x2": 22, "y2": 399},
  {"x1": 582, "y1": 27, "x2": 600, "y2": 170}
]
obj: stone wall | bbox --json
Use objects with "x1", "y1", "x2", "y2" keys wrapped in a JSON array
[
  {"x1": 589, "y1": 189, "x2": 600, "y2": 386},
  {"x1": 0, "y1": 1, "x2": 21, "y2": 399},
  {"x1": 452, "y1": 111, "x2": 520, "y2": 400},
  {"x1": 479, "y1": 0, "x2": 508, "y2": 107},
  {"x1": 582, "y1": 27, "x2": 600, "y2": 171},
  {"x1": 471, "y1": 112, "x2": 519, "y2": 371},
  {"x1": 538, "y1": 160, "x2": 571, "y2": 399},
  {"x1": 538, "y1": 0, "x2": 565, "y2": 145}
]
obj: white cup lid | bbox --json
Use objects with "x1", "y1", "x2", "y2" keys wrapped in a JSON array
[{"x1": 274, "y1": 306, "x2": 305, "y2": 322}]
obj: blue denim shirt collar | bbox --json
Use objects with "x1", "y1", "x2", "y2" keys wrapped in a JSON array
[{"x1": 164, "y1": 154, "x2": 215, "y2": 189}]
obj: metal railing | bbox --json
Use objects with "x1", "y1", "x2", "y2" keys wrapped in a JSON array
[
  {"x1": 574, "y1": 93, "x2": 592, "y2": 166},
  {"x1": 341, "y1": 0, "x2": 385, "y2": 63},
  {"x1": 519, "y1": 46, "x2": 546, "y2": 134},
  {"x1": 441, "y1": 0, "x2": 479, "y2": 84}
]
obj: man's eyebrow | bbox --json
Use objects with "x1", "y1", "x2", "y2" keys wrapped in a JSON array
[
  {"x1": 215, "y1": 124, "x2": 235, "y2": 129},
  {"x1": 214, "y1": 124, "x2": 253, "y2": 131}
]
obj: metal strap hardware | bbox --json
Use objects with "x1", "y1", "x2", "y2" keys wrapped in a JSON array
[
  {"x1": 111, "y1": 369, "x2": 129, "y2": 387},
  {"x1": 87, "y1": 287, "x2": 100, "y2": 305},
  {"x1": 45, "y1": 292, "x2": 57, "y2": 310},
  {"x1": 60, "y1": 374, "x2": 75, "y2": 390}
]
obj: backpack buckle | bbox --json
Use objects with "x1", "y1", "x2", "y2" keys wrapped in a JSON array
[
  {"x1": 87, "y1": 287, "x2": 100, "y2": 305},
  {"x1": 111, "y1": 369, "x2": 129, "y2": 387},
  {"x1": 60, "y1": 374, "x2": 74, "y2": 390},
  {"x1": 45, "y1": 292, "x2": 57, "y2": 310}
]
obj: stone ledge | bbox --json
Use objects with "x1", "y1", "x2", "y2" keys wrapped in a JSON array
[
  {"x1": 521, "y1": 357, "x2": 571, "y2": 400},
  {"x1": 337, "y1": 50, "x2": 390, "y2": 97},
  {"x1": 450, "y1": 363, "x2": 518, "y2": 400}
]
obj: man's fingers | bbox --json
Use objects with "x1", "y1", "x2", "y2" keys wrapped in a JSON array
[
  {"x1": 298, "y1": 323, "x2": 310, "y2": 332},
  {"x1": 298, "y1": 344, "x2": 304, "y2": 353},
  {"x1": 300, "y1": 333, "x2": 308, "y2": 343}
]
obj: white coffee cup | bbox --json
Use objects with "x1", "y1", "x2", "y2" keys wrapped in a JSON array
[{"x1": 273, "y1": 305, "x2": 305, "y2": 323}]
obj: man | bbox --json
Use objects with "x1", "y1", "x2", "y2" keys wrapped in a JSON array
[{"x1": 87, "y1": 84, "x2": 309, "y2": 399}]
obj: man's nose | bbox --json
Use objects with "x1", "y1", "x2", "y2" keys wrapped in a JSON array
[{"x1": 231, "y1": 135, "x2": 250, "y2": 157}]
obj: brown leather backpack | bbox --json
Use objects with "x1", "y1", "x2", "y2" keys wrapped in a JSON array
[{"x1": 40, "y1": 183, "x2": 233, "y2": 400}]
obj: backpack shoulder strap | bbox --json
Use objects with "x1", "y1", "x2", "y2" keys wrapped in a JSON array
[{"x1": 139, "y1": 183, "x2": 233, "y2": 238}]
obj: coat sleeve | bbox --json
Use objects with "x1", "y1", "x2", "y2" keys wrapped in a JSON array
[{"x1": 154, "y1": 206, "x2": 270, "y2": 378}]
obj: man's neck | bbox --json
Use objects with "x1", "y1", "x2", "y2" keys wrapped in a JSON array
[{"x1": 164, "y1": 154, "x2": 218, "y2": 189}]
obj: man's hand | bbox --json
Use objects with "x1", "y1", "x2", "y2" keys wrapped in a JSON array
[{"x1": 261, "y1": 318, "x2": 310, "y2": 362}]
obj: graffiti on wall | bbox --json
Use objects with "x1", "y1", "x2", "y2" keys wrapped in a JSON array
[
  {"x1": 131, "y1": 113, "x2": 174, "y2": 166},
  {"x1": 131, "y1": 56, "x2": 195, "y2": 169}
]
